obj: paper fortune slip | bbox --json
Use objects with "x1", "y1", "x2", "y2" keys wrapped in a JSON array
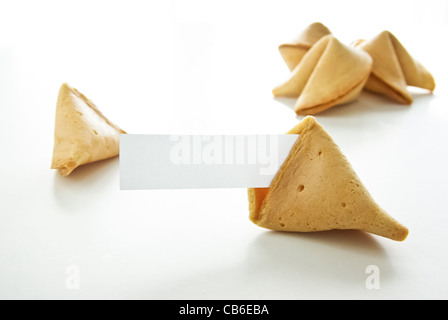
[{"x1": 119, "y1": 134, "x2": 299, "y2": 189}]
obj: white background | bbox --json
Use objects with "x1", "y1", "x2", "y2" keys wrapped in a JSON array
[{"x1": 1, "y1": 0, "x2": 448, "y2": 299}]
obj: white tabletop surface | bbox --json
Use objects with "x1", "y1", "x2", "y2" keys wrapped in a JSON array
[{"x1": 1, "y1": 0, "x2": 448, "y2": 300}]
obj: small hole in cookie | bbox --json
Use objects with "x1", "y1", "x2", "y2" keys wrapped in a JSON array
[
  {"x1": 298, "y1": 185, "x2": 305, "y2": 192},
  {"x1": 341, "y1": 202, "x2": 347, "y2": 208},
  {"x1": 318, "y1": 151, "x2": 322, "y2": 156}
]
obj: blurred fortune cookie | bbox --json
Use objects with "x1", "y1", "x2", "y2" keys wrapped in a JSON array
[
  {"x1": 273, "y1": 35, "x2": 373, "y2": 115},
  {"x1": 278, "y1": 22, "x2": 332, "y2": 71},
  {"x1": 354, "y1": 30, "x2": 435, "y2": 104}
]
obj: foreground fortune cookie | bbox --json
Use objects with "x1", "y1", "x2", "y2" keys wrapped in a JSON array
[
  {"x1": 278, "y1": 22, "x2": 332, "y2": 71},
  {"x1": 248, "y1": 116, "x2": 408, "y2": 241},
  {"x1": 273, "y1": 35, "x2": 373, "y2": 115},
  {"x1": 51, "y1": 83, "x2": 126, "y2": 176},
  {"x1": 354, "y1": 30, "x2": 435, "y2": 104}
]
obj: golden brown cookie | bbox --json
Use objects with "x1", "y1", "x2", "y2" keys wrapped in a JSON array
[
  {"x1": 278, "y1": 22, "x2": 332, "y2": 71},
  {"x1": 273, "y1": 35, "x2": 373, "y2": 115},
  {"x1": 248, "y1": 116, "x2": 408, "y2": 241},
  {"x1": 354, "y1": 31, "x2": 435, "y2": 104},
  {"x1": 51, "y1": 83, "x2": 126, "y2": 176}
]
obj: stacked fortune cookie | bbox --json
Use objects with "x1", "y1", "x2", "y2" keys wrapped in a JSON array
[{"x1": 273, "y1": 22, "x2": 435, "y2": 115}]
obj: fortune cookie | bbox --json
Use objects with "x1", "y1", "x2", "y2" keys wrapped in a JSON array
[
  {"x1": 51, "y1": 83, "x2": 126, "y2": 176},
  {"x1": 354, "y1": 30, "x2": 435, "y2": 104},
  {"x1": 248, "y1": 116, "x2": 408, "y2": 241},
  {"x1": 273, "y1": 35, "x2": 373, "y2": 115},
  {"x1": 278, "y1": 22, "x2": 332, "y2": 71}
]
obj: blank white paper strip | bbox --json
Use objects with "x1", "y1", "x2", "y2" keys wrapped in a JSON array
[{"x1": 119, "y1": 134, "x2": 299, "y2": 190}]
